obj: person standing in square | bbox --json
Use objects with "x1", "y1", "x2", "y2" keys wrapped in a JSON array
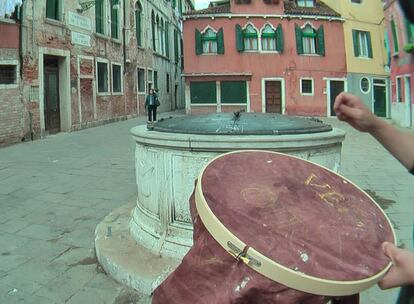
[{"x1": 145, "y1": 88, "x2": 160, "y2": 123}]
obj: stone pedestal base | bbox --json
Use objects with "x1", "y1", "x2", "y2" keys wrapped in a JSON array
[{"x1": 94, "y1": 203, "x2": 180, "y2": 296}]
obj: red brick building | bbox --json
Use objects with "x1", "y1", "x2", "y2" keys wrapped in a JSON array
[{"x1": 183, "y1": 0, "x2": 347, "y2": 116}]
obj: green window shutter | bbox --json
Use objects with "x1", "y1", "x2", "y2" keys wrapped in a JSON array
[
  {"x1": 46, "y1": 0, "x2": 58, "y2": 20},
  {"x1": 172, "y1": 0, "x2": 176, "y2": 9},
  {"x1": 220, "y1": 81, "x2": 247, "y2": 104},
  {"x1": 276, "y1": 24, "x2": 284, "y2": 53},
  {"x1": 391, "y1": 19, "x2": 399, "y2": 53},
  {"x1": 165, "y1": 23, "x2": 170, "y2": 58},
  {"x1": 352, "y1": 30, "x2": 360, "y2": 57},
  {"x1": 190, "y1": 81, "x2": 217, "y2": 104},
  {"x1": 195, "y1": 29, "x2": 202, "y2": 55},
  {"x1": 152, "y1": 16, "x2": 156, "y2": 50},
  {"x1": 179, "y1": 0, "x2": 182, "y2": 14},
  {"x1": 366, "y1": 31, "x2": 373, "y2": 58},
  {"x1": 295, "y1": 24, "x2": 303, "y2": 55},
  {"x1": 217, "y1": 28, "x2": 225, "y2": 54},
  {"x1": 405, "y1": 18, "x2": 414, "y2": 43},
  {"x1": 235, "y1": 24, "x2": 244, "y2": 52},
  {"x1": 136, "y1": 10, "x2": 141, "y2": 46},
  {"x1": 317, "y1": 25, "x2": 325, "y2": 56}
]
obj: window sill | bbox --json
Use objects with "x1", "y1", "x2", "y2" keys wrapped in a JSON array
[
  {"x1": 95, "y1": 33, "x2": 110, "y2": 40},
  {"x1": 356, "y1": 56, "x2": 372, "y2": 60},
  {"x1": 112, "y1": 92, "x2": 124, "y2": 96},
  {"x1": 153, "y1": 52, "x2": 170, "y2": 61},
  {"x1": 97, "y1": 92, "x2": 111, "y2": 96},
  {"x1": 111, "y1": 38, "x2": 122, "y2": 44},
  {"x1": 201, "y1": 53, "x2": 219, "y2": 56},
  {"x1": 300, "y1": 54, "x2": 321, "y2": 57},
  {"x1": 44, "y1": 18, "x2": 65, "y2": 28},
  {"x1": 301, "y1": 93, "x2": 314, "y2": 96},
  {"x1": 221, "y1": 103, "x2": 247, "y2": 106},
  {"x1": 392, "y1": 52, "x2": 399, "y2": 57},
  {"x1": 191, "y1": 103, "x2": 217, "y2": 106},
  {"x1": 0, "y1": 84, "x2": 18, "y2": 89},
  {"x1": 138, "y1": 92, "x2": 146, "y2": 95},
  {"x1": 261, "y1": 51, "x2": 280, "y2": 54}
]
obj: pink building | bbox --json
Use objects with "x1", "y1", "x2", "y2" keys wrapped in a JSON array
[
  {"x1": 384, "y1": 0, "x2": 414, "y2": 127},
  {"x1": 182, "y1": 0, "x2": 347, "y2": 116}
]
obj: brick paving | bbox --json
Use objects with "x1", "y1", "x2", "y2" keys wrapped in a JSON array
[{"x1": 0, "y1": 114, "x2": 412, "y2": 304}]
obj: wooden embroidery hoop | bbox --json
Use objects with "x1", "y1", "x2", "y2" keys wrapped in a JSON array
[{"x1": 195, "y1": 150, "x2": 396, "y2": 296}]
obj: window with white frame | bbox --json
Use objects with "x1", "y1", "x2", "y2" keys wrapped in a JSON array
[
  {"x1": 202, "y1": 28, "x2": 218, "y2": 54},
  {"x1": 110, "y1": 0, "x2": 120, "y2": 39},
  {"x1": 243, "y1": 24, "x2": 258, "y2": 51},
  {"x1": 112, "y1": 64, "x2": 123, "y2": 93},
  {"x1": 261, "y1": 25, "x2": 277, "y2": 51},
  {"x1": 137, "y1": 68, "x2": 145, "y2": 93},
  {"x1": 350, "y1": 0, "x2": 362, "y2": 4},
  {"x1": 297, "y1": 0, "x2": 314, "y2": 7},
  {"x1": 96, "y1": 0, "x2": 106, "y2": 34},
  {"x1": 0, "y1": 63, "x2": 18, "y2": 87},
  {"x1": 302, "y1": 25, "x2": 317, "y2": 54},
  {"x1": 97, "y1": 60, "x2": 109, "y2": 93},
  {"x1": 147, "y1": 68, "x2": 153, "y2": 91},
  {"x1": 353, "y1": 30, "x2": 372, "y2": 58},
  {"x1": 301, "y1": 78, "x2": 314, "y2": 95}
]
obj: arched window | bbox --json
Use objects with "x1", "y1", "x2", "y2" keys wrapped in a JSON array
[
  {"x1": 302, "y1": 24, "x2": 317, "y2": 54},
  {"x1": 202, "y1": 28, "x2": 218, "y2": 53},
  {"x1": 156, "y1": 15, "x2": 160, "y2": 52},
  {"x1": 151, "y1": 11, "x2": 156, "y2": 50},
  {"x1": 243, "y1": 24, "x2": 258, "y2": 51},
  {"x1": 135, "y1": 1, "x2": 142, "y2": 47},
  {"x1": 261, "y1": 25, "x2": 276, "y2": 51},
  {"x1": 160, "y1": 19, "x2": 165, "y2": 55}
]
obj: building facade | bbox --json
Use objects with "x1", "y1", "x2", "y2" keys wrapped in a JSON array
[
  {"x1": 183, "y1": 0, "x2": 347, "y2": 117},
  {"x1": 384, "y1": 0, "x2": 414, "y2": 127},
  {"x1": 322, "y1": 0, "x2": 390, "y2": 118},
  {"x1": 0, "y1": 0, "x2": 193, "y2": 146}
]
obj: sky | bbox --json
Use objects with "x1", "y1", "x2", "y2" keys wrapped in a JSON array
[{"x1": 194, "y1": 0, "x2": 210, "y2": 9}]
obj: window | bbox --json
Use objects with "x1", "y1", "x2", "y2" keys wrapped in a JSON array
[
  {"x1": 135, "y1": 2, "x2": 142, "y2": 47},
  {"x1": 151, "y1": 12, "x2": 156, "y2": 51},
  {"x1": 165, "y1": 22, "x2": 170, "y2": 58},
  {"x1": 46, "y1": 0, "x2": 60, "y2": 20},
  {"x1": 137, "y1": 68, "x2": 145, "y2": 93},
  {"x1": 360, "y1": 77, "x2": 370, "y2": 94},
  {"x1": 296, "y1": 24, "x2": 325, "y2": 56},
  {"x1": 391, "y1": 19, "x2": 399, "y2": 54},
  {"x1": 302, "y1": 25, "x2": 316, "y2": 54},
  {"x1": 97, "y1": 61, "x2": 109, "y2": 93},
  {"x1": 0, "y1": 64, "x2": 17, "y2": 86},
  {"x1": 297, "y1": 0, "x2": 314, "y2": 7},
  {"x1": 405, "y1": 18, "x2": 414, "y2": 43},
  {"x1": 243, "y1": 24, "x2": 258, "y2": 51},
  {"x1": 166, "y1": 73, "x2": 170, "y2": 93},
  {"x1": 195, "y1": 27, "x2": 224, "y2": 55},
  {"x1": 190, "y1": 81, "x2": 217, "y2": 104},
  {"x1": 96, "y1": 0, "x2": 105, "y2": 34},
  {"x1": 352, "y1": 30, "x2": 373, "y2": 58},
  {"x1": 147, "y1": 68, "x2": 153, "y2": 91},
  {"x1": 202, "y1": 28, "x2": 218, "y2": 53},
  {"x1": 351, "y1": 0, "x2": 362, "y2": 3},
  {"x1": 300, "y1": 78, "x2": 314, "y2": 95},
  {"x1": 261, "y1": 25, "x2": 277, "y2": 51},
  {"x1": 396, "y1": 77, "x2": 403, "y2": 102},
  {"x1": 174, "y1": 29, "x2": 179, "y2": 63},
  {"x1": 112, "y1": 64, "x2": 122, "y2": 93},
  {"x1": 154, "y1": 70, "x2": 158, "y2": 90},
  {"x1": 111, "y1": 0, "x2": 119, "y2": 39},
  {"x1": 220, "y1": 81, "x2": 247, "y2": 104}
]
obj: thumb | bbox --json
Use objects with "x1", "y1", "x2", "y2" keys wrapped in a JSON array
[{"x1": 378, "y1": 242, "x2": 405, "y2": 289}]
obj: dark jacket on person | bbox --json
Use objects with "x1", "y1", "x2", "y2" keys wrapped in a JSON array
[{"x1": 145, "y1": 94, "x2": 160, "y2": 107}]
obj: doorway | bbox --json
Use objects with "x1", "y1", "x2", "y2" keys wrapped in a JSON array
[
  {"x1": 327, "y1": 80, "x2": 345, "y2": 116},
  {"x1": 265, "y1": 81, "x2": 282, "y2": 113},
  {"x1": 44, "y1": 56, "x2": 61, "y2": 134},
  {"x1": 373, "y1": 78, "x2": 387, "y2": 118}
]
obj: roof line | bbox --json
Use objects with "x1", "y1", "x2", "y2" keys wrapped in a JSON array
[{"x1": 183, "y1": 13, "x2": 344, "y2": 22}]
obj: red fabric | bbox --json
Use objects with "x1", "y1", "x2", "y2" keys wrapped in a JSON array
[{"x1": 153, "y1": 191, "x2": 330, "y2": 304}]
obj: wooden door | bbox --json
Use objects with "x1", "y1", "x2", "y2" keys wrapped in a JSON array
[
  {"x1": 374, "y1": 85, "x2": 386, "y2": 118},
  {"x1": 329, "y1": 81, "x2": 345, "y2": 116},
  {"x1": 265, "y1": 81, "x2": 282, "y2": 113},
  {"x1": 44, "y1": 61, "x2": 60, "y2": 133}
]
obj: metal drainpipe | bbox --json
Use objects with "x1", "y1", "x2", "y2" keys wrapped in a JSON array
[
  {"x1": 122, "y1": 0, "x2": 127, "y2": 116},
  {"x1": 19, "y1": 0, "x2": 24, "y2": 77}
]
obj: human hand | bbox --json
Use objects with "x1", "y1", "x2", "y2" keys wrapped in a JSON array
[
  {"x1": 333, "y1": 92, "x2": 380, "y2": 133},
  {"x1": 378, "y1": 242, "x2": 414, "y2": 289}
]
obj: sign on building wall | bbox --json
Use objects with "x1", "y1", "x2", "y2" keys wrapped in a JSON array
[
  {"x1": 71, "y1": 31, "x2": 91, "y2": 47},
  {"x1": 68, "y1": 12, "x2": 92, "y2": 31}
]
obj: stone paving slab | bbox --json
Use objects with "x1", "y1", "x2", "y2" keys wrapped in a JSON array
[{"x1": 0, "y1": 113, "x2": 411, "y2": 304}]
